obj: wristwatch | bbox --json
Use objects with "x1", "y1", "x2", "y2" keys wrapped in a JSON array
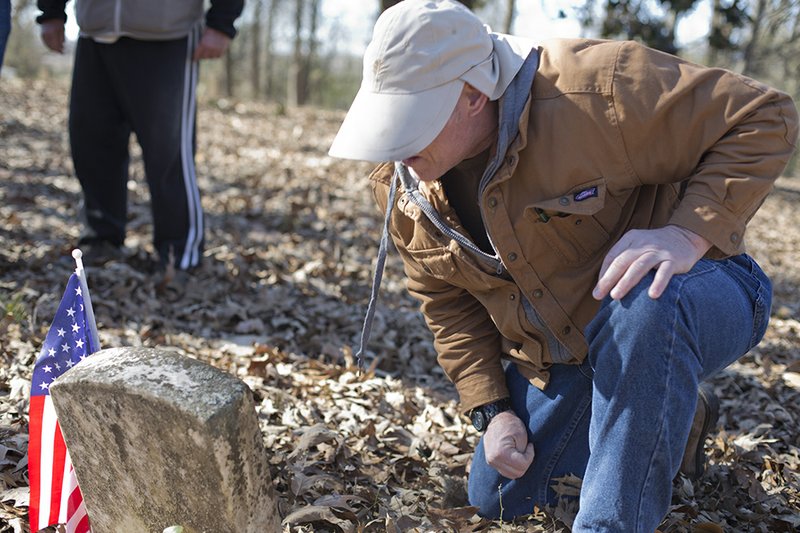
[{"x1": 469, "y1": 398, "x2": 512, "y2": 432}]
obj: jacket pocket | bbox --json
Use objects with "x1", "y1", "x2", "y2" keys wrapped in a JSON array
[
  {"x1": 524, "y1": 179, "x2": 613, "y2": 265},
  {"x1": 405, "y1": 247, "x2": 458, "y2": 280}
]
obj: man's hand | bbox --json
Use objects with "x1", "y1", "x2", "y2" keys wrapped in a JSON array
[
  {"x1": 40, "y1": 20, "x2": 65, "y2": 53},
  {"x1": 483, "y1": 410, "x2": 535, "y2": 479},
  {"x1": 593, "y1": 225, "x2": 712, "y2": 301},
  {"x1": 193, "y1": 27, "x2": 231, "y2": 61}
]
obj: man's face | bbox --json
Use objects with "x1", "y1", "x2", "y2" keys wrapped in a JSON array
[{"x1": 401, "y1": 88, "x2": 491, "y2": 182}]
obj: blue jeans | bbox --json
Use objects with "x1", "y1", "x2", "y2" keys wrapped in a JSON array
[
  {"x1": 468, "y1": 254, "x2": 771, "y2": 532},
  {"x1": 0, "y1": 0, "x2": 10, "y2": 72}
]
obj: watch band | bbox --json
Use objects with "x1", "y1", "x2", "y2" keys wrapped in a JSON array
[{"x1": 470, "y1": 398, "x2": 512, "y2": 432}]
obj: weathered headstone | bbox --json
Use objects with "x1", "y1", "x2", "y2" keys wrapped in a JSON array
[{"x1": 49, "y1": 347, "x2": 280, "y2": 533}]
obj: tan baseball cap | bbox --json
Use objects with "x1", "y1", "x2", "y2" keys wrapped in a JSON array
[{"x1": 328, "y1": 0, "x2": 535, "y2": 162}]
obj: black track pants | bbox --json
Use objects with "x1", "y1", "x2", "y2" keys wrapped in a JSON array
[{"x1": 69, "y1": 29, "x2": 204, "y2": 269}]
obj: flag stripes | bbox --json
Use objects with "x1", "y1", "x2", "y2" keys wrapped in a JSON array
[{"x1": 29, "y1": 272, "x2": 96, "y2": 533}]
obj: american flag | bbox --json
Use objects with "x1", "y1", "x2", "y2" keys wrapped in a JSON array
[{"x1": 29, "y1": 273, "x2": 96, "y2": 533}]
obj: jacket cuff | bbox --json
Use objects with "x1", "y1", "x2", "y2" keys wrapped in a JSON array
[
  {"x1": 668, "y1": 199, "x2": 747, "y2": 257},
  {"x1": 36, "y1": 12, "x2": 67, "y2": 24},
  {"x1": 453, "y1": 366, "x2": 509, "y2": 415},
  {"x1": 206, "y1": 0, "x2": 244, "y2": 39}
]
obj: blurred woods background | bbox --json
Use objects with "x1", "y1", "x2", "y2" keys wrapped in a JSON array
[{"x1": 3, "y1": 0, "x2": 799, "y2": 170}]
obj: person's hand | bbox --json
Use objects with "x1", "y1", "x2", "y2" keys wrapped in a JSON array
[
  {"x1": 40, "y1": 20, "x2": 65, "y2": 53},
  {"x1": 483, "y1": 410, "x2": 535, "y2": 479},
  {"x1": 593, "y1": 225, "x2": 712, "y2": 301},
  {"x1": 193, "y1": 27, "x2": 231, "y2": 61}
]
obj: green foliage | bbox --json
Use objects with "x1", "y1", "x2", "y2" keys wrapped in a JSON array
[
  {"x1": 1, "y1": 291, "x2": 28, "y2": 324},
  {"x1": 581, "y1": 0, "x2": 702, "y2": 54},
  {"x1": 708, "y1": 0, "x2": 748, "y2": 53}
]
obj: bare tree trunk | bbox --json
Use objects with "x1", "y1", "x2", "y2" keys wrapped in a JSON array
[
  {"x1": 776, "y1": 0, "x2": 799, "y2": 94},
  {"x1": 503, "y1": 0, "x2": 516, "y2": 33},
  {"x1": 251, "y1": 0, "x2": 263, "y2": 97},
  {"x1": 706, "y1": 0, "x2": 723, "y2": 65},
  {"x1": 264, "y1": 0, "x2": 280, "y2": 99},
  {"x1": 287, "y1": 0, "x2": 304, "y2": 108},
  {"x1": 225, "y1": 47, "x2": 235, "y2": 97},
  {"x1": 742, "y1": 0, "x2": 767, "y2": 76},
  {"x1": 298, "y1": 0, "x2": 320, "y2": 106}
]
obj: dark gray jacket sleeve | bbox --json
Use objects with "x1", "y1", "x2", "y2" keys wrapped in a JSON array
[
  {"x1": 206, "y1": 0, "x2": 245, "y2": 38},
  {"x1": 36, "y1": 0, "x2": 68, "y2": 23}
]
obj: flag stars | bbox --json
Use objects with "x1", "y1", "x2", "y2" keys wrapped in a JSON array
[{"x1": 31, "y1": 273, "x2": 97, "y2": 528}]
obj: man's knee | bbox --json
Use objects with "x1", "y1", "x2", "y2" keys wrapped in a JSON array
[{"x1": 584, "y1": 271, "x2": 691, "y2": 376}]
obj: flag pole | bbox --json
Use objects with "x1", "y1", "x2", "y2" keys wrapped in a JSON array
[{"x1": 72, "y1": 249, "x2": 101, "y2": 352}]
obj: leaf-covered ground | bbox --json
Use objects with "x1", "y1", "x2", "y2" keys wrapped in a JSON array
[{"x1": 1, "y1": 78, "x2": 799, "y2": 532}]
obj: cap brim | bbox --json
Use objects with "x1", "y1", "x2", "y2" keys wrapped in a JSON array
[{"x1": 329, "y1": 80, "x2": 464, "y2": 162}]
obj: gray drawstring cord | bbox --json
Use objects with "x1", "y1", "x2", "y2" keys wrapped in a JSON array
[{"x1": 355, "y1": 163, "x2": 400, "y2": 370}]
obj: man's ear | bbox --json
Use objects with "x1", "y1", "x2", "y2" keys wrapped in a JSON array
[{"x1": 464, "y1": 83, "x2": 489, "y2": 115}]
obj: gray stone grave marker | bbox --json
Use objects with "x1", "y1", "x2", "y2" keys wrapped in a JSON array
[{"x1": 49, "y1": 347, "x2": 280, "y2": 533}]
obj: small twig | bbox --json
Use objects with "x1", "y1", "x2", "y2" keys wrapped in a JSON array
[{"x1": 498, "y1": 483, "x2": 505, "y2": 523}]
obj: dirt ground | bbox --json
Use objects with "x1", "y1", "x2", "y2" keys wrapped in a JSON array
[{"x1": 1, "y1": 77, "x2": 798, "y2": 532}]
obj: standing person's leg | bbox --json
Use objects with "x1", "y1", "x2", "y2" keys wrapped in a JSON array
[
  {"x1": 468, "y1": 359, "x2": 593, "y2": 518},
  {"x1": 573, "y1": 254, "x2": 771, "y2": 533},
  {"x1": 0, "y1": 0, "x2": 10, "y2": 72},
  {"x1": 69, "y1": 37, "x2": 132, "y2": 254},
  {"x1": 103, "y1": 29, "x2": 204, "y2": 271}
]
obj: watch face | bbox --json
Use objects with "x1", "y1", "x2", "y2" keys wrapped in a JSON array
[{"x1": 470, "y1": 409, "x2": 486, "y2": 432}]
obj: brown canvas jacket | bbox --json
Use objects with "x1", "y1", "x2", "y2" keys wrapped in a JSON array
[{"x1": 369, "y1": 38, "x2": 799, "y2": 413}]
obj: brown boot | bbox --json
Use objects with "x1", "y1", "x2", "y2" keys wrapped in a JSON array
[{"x1": 679, "y1": 384, "x2": 720, "y2": 480}]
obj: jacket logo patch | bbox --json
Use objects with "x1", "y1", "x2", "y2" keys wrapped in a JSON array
[{"x1": 574, "y1": 187, "x2": 599, "y2": 202}]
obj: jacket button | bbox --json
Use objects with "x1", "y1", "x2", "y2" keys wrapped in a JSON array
[
  {"x1": 559, "y1": 197, "x2": 570, "y2": 206},
  {"x1": 488, "y1": 197, "x2": 498, "y2": 208},
  {"x1": 506, "y1": 155, "x2": 516, "y2": 166},
  {"x1": 508, "y1": 252, "x2": 518, "y2": 262},
  {"x1": 533, "y1": 289, "x2": 543, "y2": 298},
  {"x1": 509, "y1": 293, "x2": 516, "y2": 301},
  {"x1": 730, "y1": 232, "x2": 740, "y2": 243},
  {"x1": 562, "y1": 326, "x2": 572, "y2": 335}
]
